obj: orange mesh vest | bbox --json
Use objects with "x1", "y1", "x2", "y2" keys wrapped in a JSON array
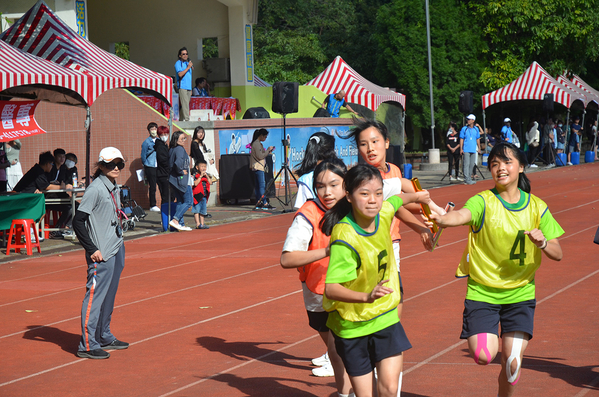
[{"x1": 295, "y1": 200, "x2": 331, "y2": 294}]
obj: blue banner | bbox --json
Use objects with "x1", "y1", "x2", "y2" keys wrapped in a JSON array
[
  {"x1": 219, "y1": 125, "x2": 358, "y2": 179},
  {"x1": 75, "y1": 1, "x2": 87, "y2": 39}
]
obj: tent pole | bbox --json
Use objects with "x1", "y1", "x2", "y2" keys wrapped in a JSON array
[
  {"x1": 425, "y1": 0, "x2": 435, "y2": 149},
  {"x1": 85, "y1": 107, "x2": 91, "y2": 186},
  {"x1": 581, "y1": 109, "x2": 587, "y2": 151},
  {"x1": 483, "y1": 109, "x2": 488, "y2": 153},
  {"x1": 167, "y1": 108, "x2": 173, "y2": 229},
  {"x1": 565, "y1": 109, "x2": 571, "y2": 155}
]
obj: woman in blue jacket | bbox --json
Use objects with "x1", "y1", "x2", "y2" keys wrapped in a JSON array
[{"x1": 168, "y1": 130, "x2": 193, "y2": 231}]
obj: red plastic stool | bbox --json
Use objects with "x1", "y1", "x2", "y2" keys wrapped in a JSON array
[
  {"x1": 6, "y1": 219, "x2": 41, "y2": 256},
  {"x1": 43, "y1": 211, "x2": 61, "y2": 239}
]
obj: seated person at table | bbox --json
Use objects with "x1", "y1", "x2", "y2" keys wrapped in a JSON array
[
  {"x1": 47, "y1": 148, "x2": 69, "y2": 186},
  {"x1": 192, "y1": 77, "x2": 211, "y2": 97},
  {"x1": 65, "y1": 153, "x2": 81, "y2": 188},
  {"x1": 14, "y1": 151, "x2": 62, "y2": 194}
]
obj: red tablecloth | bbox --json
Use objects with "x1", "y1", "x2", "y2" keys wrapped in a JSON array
[
  {"x1": 189, "y1": 97, "x2": 241, "y2": 119},
  {"x1": 137, "y1": 96, "x2": 241, "y2": 120}
]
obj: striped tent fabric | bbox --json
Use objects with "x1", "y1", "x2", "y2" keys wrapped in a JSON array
[
  {"x1": 570, "y1": 74, "x2": 599, "y2": 104},
  {"x1": 0, "y1": 39, "x2": 88, "y2": 106},
  {"x1": 0, "y1": 0, "x2": 172, "y2": 106},
  {"x1": 253, "y1": 74, "x2": 271, "y2": 87},
  {"x1": 556, "y1": 75, "x2": 595, "y2": 106},
  {"x1": 482, "y1": 62, "x2": 585, "y2": 110},
  {"x1": 305, "y1": 56, "x2": 406, "y2": 111}
]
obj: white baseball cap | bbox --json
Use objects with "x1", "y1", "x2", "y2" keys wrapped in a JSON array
[
  {"x1": 467, "y1": 114, "x2": 476, "y2": 120},
  {"x1": 98, "y1": 147, "x2": 124, "y2": 163},
  {"x1": 504, "y1": 117, "x2": 511, "y2": 123}
]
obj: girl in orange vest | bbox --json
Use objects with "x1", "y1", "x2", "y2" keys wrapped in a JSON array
[{"x1": 281, "y1": 158, "x2": 353, "y2": 397}]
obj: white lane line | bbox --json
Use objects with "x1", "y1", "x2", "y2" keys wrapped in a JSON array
[
  {"x1": 0, "y1": 263, "x2": 281, "y2": 339},
  {"x1": 573, "y1": 374, "x2": 599, "y2": 397},
  {"x1": 0, "y1": 289, "x2": 303, "y2": 388},
  {"x1": 157, "y1": 334, "x2": 320, "y2": 397},
  {"x1": 0, "y1": 240, "x2": 285, "y2": 308}
]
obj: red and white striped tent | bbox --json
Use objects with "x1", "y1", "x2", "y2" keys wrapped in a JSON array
[
  {"x1": 306, "y1": 56, "x2": 406, "y2": 111},
  {"x1": 570, "y1": 74, "x2": 599, "y2": 104},
  {"x1": 253, "y1": 74, "x2": 271, "y2": 87},
  {"x1": 482, "y1": 62, "x2": 585, "y2": 110},
  {"x1": 0, "y1": 39, "x2": 87, "y2": 107},
  {"x1": 556, "y1": 75, "x2": 596, "y2": 106},
  {"x1": 0, "y1": 0, "x2": 172, "y2": 106}
]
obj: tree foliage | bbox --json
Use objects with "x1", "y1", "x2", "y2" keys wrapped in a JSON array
[{"x1": 469, "y1": 0, "x2": 599, "y2": 89}]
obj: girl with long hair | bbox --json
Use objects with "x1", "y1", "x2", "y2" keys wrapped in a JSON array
[
  {"x1": 429, "y1": 142, "x2": 564, "y2": 397},
  {"x1": 249, "y1": 128, "x2": 275, "y2": 210}
]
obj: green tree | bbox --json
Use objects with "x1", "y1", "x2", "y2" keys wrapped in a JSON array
[
  {"x1": 470, "y1": 0, "x2": 599, "y2": 89},
  {"x1": 375, "y1": 0, "x2": 486, "y2": 147}
]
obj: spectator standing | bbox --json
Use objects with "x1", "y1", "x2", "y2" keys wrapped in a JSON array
[
  {"x1": 321, "y1": 90, "x2": 358, "y2": 118},
  {"x1": 141, "y1": 122, "x2": 160, "y2": 212},
  {"x1": 155, "y1": 126, "x2": 171, "y2": 205},
  {"x1": 175, "y1": 47, "x2": 193, "y2": 121},
  {"x1": 501, "y1": 118, "x2": 513, "y2": 143},
  {"x1": 190, "y1": 126, "x2": 206, "y2": 166},
  {"x1": 250, "y1": 128, "x2": 275, "y2": 210},
  {"x1": 526, "y1": 121, "x2": 541, "y2": 168},
  {"x1": 459, "y1": 114, "x2": 482, "y2": 185},
  {"x1": 6, "y1": 139, "x2": 23, "y2": 190},
  {"x1": 192, "y1": 77, "x2": 211, "y2": 97},
  {"x1": 568, "y1": 117, "x2": 582, "y2": 165},
  {"x1": 73, "y1": 147, "x2": 129, "y2": 359},
  {"x1": 543, "y1": 118, "x2": 555, "y2": 167},
  {"x1": 191, "y1": 126, "x2": 219, "y2": 181},
  {"x1": 168, "y1": 131, "x2": 193, "y2": 231},
  {"x1": 555, "y1": 120, "x2": 566, "y2": 154},
  {"x1": 446, "y1": 122, "x2": 461, "y2": 181}
]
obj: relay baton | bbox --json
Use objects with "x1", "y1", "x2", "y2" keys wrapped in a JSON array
[
  {"x1": 410, "y1": 177, "x2": 438, "y2": 234},
  {"x1": 431, "y1": 202, "x2": 455, "y2": 251}
]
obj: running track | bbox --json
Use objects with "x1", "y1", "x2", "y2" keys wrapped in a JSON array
[{"x1": 1, "y1": 164, "x2": 598, "y2": 396}]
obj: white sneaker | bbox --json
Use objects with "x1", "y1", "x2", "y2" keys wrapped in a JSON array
[
  {"x1": 311, "y1": 363, "x2": 334, "y2": 377},
  {"x1": 179, "y1": 226, "x2": 193, "y2": 231},
  {"x1": 456, "y1": 176, "x2": 463, "y2": 181},
  {"x1": 311, "y1": 352, "x2": 329, "y2": 366},
  {"x1": 529, "y1": 164, "x2": 538, "y2": 168},
  {"x1": 150, "y1": 206, "x2": 160, "y2": 212},
  {"x1": 567, "y1": 161, "x2": 573, "y2": 166},
  {"x1": 168, "y1": 220, "x2": 182, "y2": 230},
  {"x1": 449, "y1": 176, "x2": 456, "y2": 181}
]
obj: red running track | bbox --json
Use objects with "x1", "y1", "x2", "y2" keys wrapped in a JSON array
[{"x1": 0, "y1": 164, "x2": 598, "y2": 397}]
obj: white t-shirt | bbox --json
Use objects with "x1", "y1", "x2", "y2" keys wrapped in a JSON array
[{"x1": 293, "y1": 171, "x2": 314, "y2": 209}]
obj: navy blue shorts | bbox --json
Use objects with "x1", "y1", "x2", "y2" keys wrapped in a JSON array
[
  {"x1": 460, "y1": 299, "x2": 536, "y2": 340},
  {"x1": 333, "y1": 321, "x2": 412, "y2": 377},
  {"x1": 307, "y1": 310, "x2": 329, "y2": 333}
]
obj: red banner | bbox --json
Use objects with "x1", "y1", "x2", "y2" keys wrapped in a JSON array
[{"x1": 0, "y1": 100, "x2": 46, "y2": 142}]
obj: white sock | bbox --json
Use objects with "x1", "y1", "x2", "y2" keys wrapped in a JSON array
[
  {"x1": 396, "y1": 371, "x2": 403, "y2": 397},
  {"x1": 338, "y1": 393, "x2": 355, "y2": 397}
]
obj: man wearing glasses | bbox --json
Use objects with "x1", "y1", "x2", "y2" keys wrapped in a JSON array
[{"x1": 175, "y1": 47, "x2": 193, "y2": 121}]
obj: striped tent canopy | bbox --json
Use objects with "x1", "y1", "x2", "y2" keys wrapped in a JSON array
[
  {"x1": 0, "y1": 39, "x2": 87, "y2": 106},
  {"x1": 0, "y1": 0, "x2": 172, "y2": 106},
  {"x1": 482, "y1": 62, "x2": 585, "y2": 110},
  {"x1": 556, "y1": 75, "x2": 596, "y2": 106},
  {"x1": 570, "y1": 74, "x2": 599, "y2": 104},
  {"x1": 253, "y1": 74, "x2": 271, "y2": 87},
  {"x1": 305, "y1": 56, "x2": 406, "y2": 111}
]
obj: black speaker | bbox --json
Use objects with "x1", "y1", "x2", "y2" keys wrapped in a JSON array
[
  {"x1": 272, "y1": 82, "x2": 299, "y2": 114},
  {"x1": 313, "y1": 108, "x2": 330, "y2": 118},
  {"x1": 459, "y1": 90, "x2": 473, "y2": 114},
  {"x1": 243, "y1": 107, "x2": 271, "y2": 119},
  {"x1": 543, "y1": 93, "x2": 554, "y2": 112}
]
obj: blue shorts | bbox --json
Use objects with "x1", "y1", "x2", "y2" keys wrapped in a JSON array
[
  {"x1": 192, "y1": 197, "x2": 207, "y2": 215},
  {"x1": 307, "y1": 310, "x2": 329, "y2": 333},
  {"x1": 460, "y1": 299, "x2": 536, "y2": 340},
  {"x1": 333, "y1": 321, "x2": 412, "y2": 377},
  {"x1": 557, "y1": 142, "x2": 565, "y2": 150}
]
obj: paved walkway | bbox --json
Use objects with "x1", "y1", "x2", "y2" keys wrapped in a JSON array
[{"x1": 0, "y1": 161, "x2": 564, "y2": 263}]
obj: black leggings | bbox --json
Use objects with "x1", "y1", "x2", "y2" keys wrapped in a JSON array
[{"x1": 447, "y1": 150, "x2": 460, "y2": 176}]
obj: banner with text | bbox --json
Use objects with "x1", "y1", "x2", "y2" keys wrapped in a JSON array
[
  {"x1": 0, "y1": 100, "x2": 46, "y2": 142},
  {"x1": 219, "y1": 125, "x2": 358, "y2": 181}
]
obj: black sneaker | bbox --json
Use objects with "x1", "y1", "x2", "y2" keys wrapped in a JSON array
[
  {"x1": 205, "y1": 214, "x2": 212, "y2": 218},
  {"x1": 101, "y1": 339, "x2": 129, "y2": 350},
  {"x1": 50, "y1": 231, "x2": 64, "y2": 239},
  {"x1": 77, "y1": 349, "x2": 110, "y2": 359}
]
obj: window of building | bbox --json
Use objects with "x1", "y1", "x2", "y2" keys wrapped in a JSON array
[
  {"x1": 197, "y1": 37, "x2": 218, "y2": 60},
  {"x1": 109, "y1": 42, "x2": 130, "y2": 61}
]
